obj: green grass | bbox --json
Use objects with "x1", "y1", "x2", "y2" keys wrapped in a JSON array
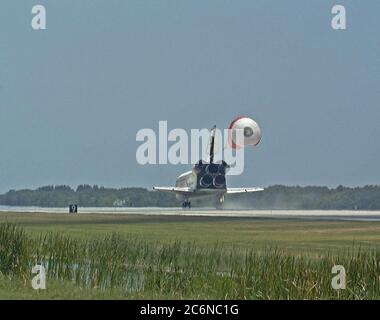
[
  {"x1": 0, "y1": 212, "x2": 380, "y2": 299},
  {"x1": 2, "y1": 212, "x2": 380, "y2": 254}
]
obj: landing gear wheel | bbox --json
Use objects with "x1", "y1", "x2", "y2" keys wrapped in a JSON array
[
  {"x1": 182, "y1": 201, "x2": 191, "y2": 209},
  {"x1": 215, "y1": 196, "x2": 225, "y2": 210}
]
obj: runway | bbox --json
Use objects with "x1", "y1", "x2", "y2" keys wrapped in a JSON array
[{"x1": 1, "y1": 206, "x2": 380, "y2": 221}]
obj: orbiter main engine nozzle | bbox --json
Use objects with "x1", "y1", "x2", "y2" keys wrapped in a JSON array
[
  {"x1": 206, "y1": 164, "x2": 219, "y2": 174},
  {"x1": 200, "y1": 174, "x2": 213, "y2": 187},
  {"x1": 213, "y1": 174, "x2": 226, "y2": 188}
]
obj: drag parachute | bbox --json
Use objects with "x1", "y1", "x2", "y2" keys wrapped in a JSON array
[{"x1": 228, "y1": 116, "x2": 262, "y2": 149}]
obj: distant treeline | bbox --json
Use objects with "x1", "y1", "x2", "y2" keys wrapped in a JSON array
[
  {"x1": 0, "y1": 185, "x2": 176, "y2": 208},
  {"x1": 224, "y1": 185, "x2": 380, "y2": 210},
  {"x1": 0, "y1": 184, "x2": 380, "y2": 210}
]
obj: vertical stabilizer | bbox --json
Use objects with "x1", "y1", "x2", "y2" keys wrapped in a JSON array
[{"x1": 209, "y1": 125, "x2": 216, "y2": 163}]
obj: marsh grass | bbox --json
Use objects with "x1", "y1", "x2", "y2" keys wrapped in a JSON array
[{"x1": 0, "y1": 223, "x2": 379, "y2": 299}]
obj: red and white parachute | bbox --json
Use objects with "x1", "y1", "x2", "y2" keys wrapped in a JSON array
[{"x1": 228, "y1": 116, "x2": 262, "y2": 149}]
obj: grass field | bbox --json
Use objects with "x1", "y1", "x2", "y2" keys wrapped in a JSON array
[{"x1": 0, "y1": 212, "x2": 380, "y2": 299}]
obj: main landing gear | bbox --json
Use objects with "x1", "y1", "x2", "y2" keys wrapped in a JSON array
[
  {"x1": 215, "y1": 196, "x2": 225, "y2": 210},
  {"x1": 182, "y1": 200, "x2": 191, "y2": 209}
]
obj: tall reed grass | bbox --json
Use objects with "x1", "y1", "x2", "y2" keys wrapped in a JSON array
[{"x1": 0, "y1": 223, "x2": 379, "y2": 299}]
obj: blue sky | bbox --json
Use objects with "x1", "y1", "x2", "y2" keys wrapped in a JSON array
[{"x1": 0, "y1": 1, "x2": 379, "y2": 192}]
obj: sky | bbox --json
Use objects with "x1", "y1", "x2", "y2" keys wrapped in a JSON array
[{"x1": 0, "y1": 1, "x2": 379, "y2": 193}]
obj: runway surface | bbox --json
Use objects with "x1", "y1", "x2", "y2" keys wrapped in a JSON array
[{"x1": 1, "y1": 206, "x2": 380, "y2": 221}]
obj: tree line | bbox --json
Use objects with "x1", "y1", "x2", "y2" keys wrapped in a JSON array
[
  {"x1": 0, "y1": 184, "x2": 379, "y2": 210},
  {"x1": 223, "y1": 185, "x2": 380, "y2": 210},
  {"x1": 0, "y1": 185, "x2": 176, "y2": 207}
]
